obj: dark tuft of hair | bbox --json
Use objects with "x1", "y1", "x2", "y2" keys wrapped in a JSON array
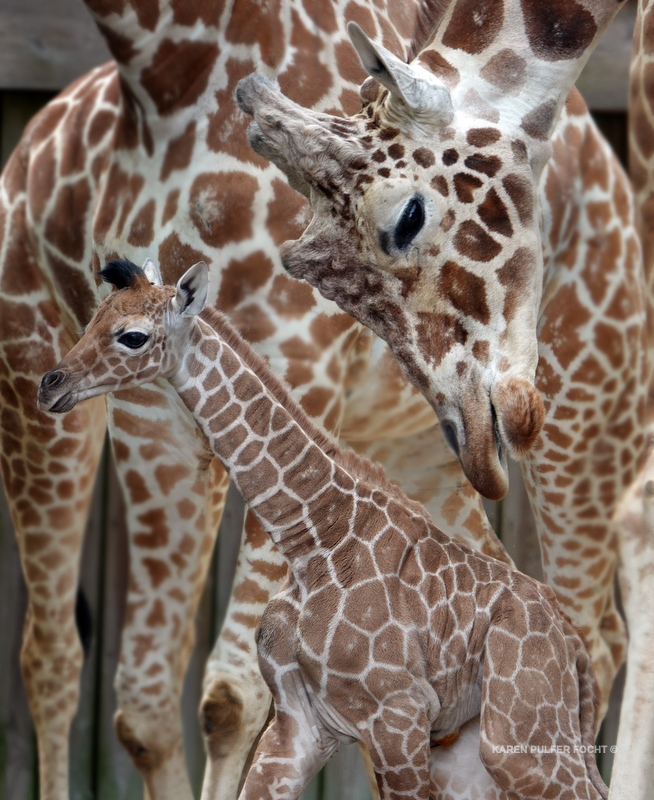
[{"x1": 99, "y1": 258, "x2": 144, "y2": 290}]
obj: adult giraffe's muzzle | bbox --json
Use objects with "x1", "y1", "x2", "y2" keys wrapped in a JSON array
[{"x1": 440, "y1": 376, "x2": 544, "y2": 501}]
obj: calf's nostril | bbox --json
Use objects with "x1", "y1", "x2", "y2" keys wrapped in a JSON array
[{"x1": 41, "y1": 370, "x2": 66, "y2": 390}]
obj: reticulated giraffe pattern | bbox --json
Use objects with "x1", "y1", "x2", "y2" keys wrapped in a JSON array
[
  {"x1": 37, "y1": 259, "x2": 608, "y2": 800},
  {"x1": 0, "y1": 2, "x2": 509, "y2": 798},
  {"x1": 0, "y1": 0, "x2": 649, "y2": 798},
  {"x1": 237, "y1": 0, "x2": 652, "y2": 790}
]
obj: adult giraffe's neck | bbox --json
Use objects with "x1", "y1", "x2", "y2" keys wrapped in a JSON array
[
  {"x1": 423, "y1": 0, "x2": 626, "y2": 150},
  {"x1": 82, "y1": 0, "x2": 293, "y2": 127},
  {"x1": 168, "y1": 311, "x2": 358, "y2": 572}
]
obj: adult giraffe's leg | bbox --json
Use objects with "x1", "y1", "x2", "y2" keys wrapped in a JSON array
[
  {"x1": 199, "y1": 511, "x2": 287, "y2": 800},
  {"x1": 107, "y1": 385, "x2": 230, "y2": 800},
  {"x1": 0, "y1": 289, "x2": 107, "y2": 800},
  {"x1": 609, "y1": 450, "x2": 654, "y2": 798}
]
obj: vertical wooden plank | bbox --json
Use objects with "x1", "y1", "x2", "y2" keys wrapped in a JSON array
[
  {"x1": 94, "y1": 452, "x2": 142, "y2": 800},
  {"x1": 320, "y1": 744, "x2": 373, "y2": 800},
  {"x1": 69, "y1": 446, "x2": 110, "y2": 800},
  {"x1": 498, "y1": 461, "x2": 543, "y2": 582}
]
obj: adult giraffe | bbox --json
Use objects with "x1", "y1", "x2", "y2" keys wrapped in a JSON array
[
  {"x1": 0, "y1": 1, "x2": 515, "y2": 799},
  {"x1": 604, "y1": 0, "x2": 654, "y2": 797},
  {"x1": 236, "y1": 0, "x2": 652, "y2": 796}
]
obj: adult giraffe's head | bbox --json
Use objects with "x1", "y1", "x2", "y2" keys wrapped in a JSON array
[{"x1": 236, "y1": 2, "x2": 625, "y2": 500}]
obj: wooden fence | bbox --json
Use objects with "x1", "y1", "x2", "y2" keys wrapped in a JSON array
[{"x1": 0, "y1": 1, "x2": 637, "y2": 798}]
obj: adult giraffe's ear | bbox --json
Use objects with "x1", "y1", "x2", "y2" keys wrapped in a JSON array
[
  {"x1": 142, "y1": 258, "x2": 162, "y2": 285},
  {"x1": 348, "y1": 22, "x2": 453, "y2": 127},
  {"x1": 173, "y1": 262, "x2": 209, "y2": 317}
]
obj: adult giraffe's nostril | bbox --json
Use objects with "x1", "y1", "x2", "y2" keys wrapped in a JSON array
[
  {"x1": 441, "y1": 419, "x2": 460, "y2": 458},
  {"x1": 40, "y1": 370, "x2": 67, "y2": 390}
]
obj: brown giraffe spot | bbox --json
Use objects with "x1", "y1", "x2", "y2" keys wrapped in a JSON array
[
  {"x1": 47, "y1": 254, "x2": 96, "y2": 327},
  {"x1": 502, "y1": 174, "x2": 533, "y2": 225},
  {"x1": 453, "y1": 173, "x2": 483, "y2": 203},
  {"x1": 207, "y1": 58, "x2": 268, "y2": 166},
  {"x1": 142, "y1": 558, "x2": 171, "y2": 589},
  {"x1": 496, "y1": 247, "x2": 535, "y2": 321},
  {"x1": 441, "y1": 209, "x2": 456, "y2": 232},
  {"x1": 269, "y1": 273, "x2": 316, "y2": 319},
  {"x1": 478, "y1": 187, "x2": 513, "y2": 237},
  {"x1": 328, "y1": 620, "x2": 370, "y2": 673},
  {"x1": 161, "y1": 189, "x2": 180, "y2": 226},
  {"x1": 521, "y1": 99, "x2": 558, "y2": 141},
  {"x1": 216, "y1": 251, "x2": 274, "y2": 312},
  {"x1": 299, "y1": 387, "x2": 334, "y2": 419},
  {"x1": 388, "y1": 143, "x2": 405, "y2": 160},
  {"x1": 226, "y1": 0, "x2": 284, "y2": 68},
  {"x1": 159, "y1": 121, "x2": 196, "y2": 182},
  {"x1": 157, "y1": 233, "x2": 207, "y2": 283},
  {"x1": 454, "y1": 220, "x2": 501, "y2": 262},
  {"x1": 189, "y1": 171, "x2": 259, "y2": 248},
  {"x1": 344, "y1": 580, "x2": 390, "y2": 631},
  {"x1": 442, "y1": 148, "x2": 459, "y2": 166},
  {"x1": 155, "y1": 464, "x2": 191, "y2": 496},
  {"x1": 480, "y1": 49, "x2": 528, "y2": 94},
  {"x1": 442, "y1": 0, "x2": 503, "y2": 55},
  {"x1": 418, "y1": 50, "x2": 460, "y2": 87},
  {"x1": 521, "y1": 0, "x2": 596, "y2": 62},
  {"x1": 439, "y1": 261, "x2": 490, "y2": 324},
  {"x1": 334, "y1": 38, "x2": 367, "y2": 89},
  {"x1": 372, "y1": 624, "x2": 406, "y2": 666},
  {"x1": 464, "y1": 153, "x2": 502, "y2": 177},
  {"x1": 301, "y1": 0, "x2": 337, "y2": 32},
  {"x1": 171, "y1": 0, "x2": 225, "y2": 26},
  {"x1": 310, "y1": 312, "x2": 355, "y2": 348},
  {"x1": 125, "y1": 470, "x2": 152, "y2": 504},
  {"x1": 87, "y1": 109, "x2": 117, "y2": 148},
  {"x1": 594, "y1": 322, "x2": 626, "y2": 371},
  {"x1": 472, "y1": 339, "x2": 490, "y2": 365},
  {"x1": 376, "y1": 13, "x2": 405, "y2": 57},
  {"x1": 413, "y1": 148, "x2": 435, "y2": 168},
  {"x1": 127, "y1": 199, "x2": 156, "y2": 247},
  {"x1": 278, "y1": 10, "x2": 332, "y2": 106},
  {"x1": 141, "y1": 39, "x2": 219, "y2": 113},
  {"x1": 539, "y1": 284, "x2": 591, "y2": 370},
  {"x1": 146, "y1": 599, "x2": 166, "y2": 627},
  {"x1": 332, "y1": 537, "x2": 377, "y2": 587},
  {"x1": 133, "y1": 509, "x2": 170, "y2": 549},
  {"x1": 230, "y1": 303, "x2": 276, "y2": 343},
  {"x1": 431, "y1": 175, "x2": 449, "y2": 197},
  {"x1": 466, "y1": 128, "x2": 502, "y2": 148},
  {"x1": 416, "y1": 312, "x2": 467, "y2": 368},
  {"x1": 266, "y1": 178, "x2": 311, "y2": 246},
  {"x1": 27, "y1": 138, "x2": 57, "y2": 223}
]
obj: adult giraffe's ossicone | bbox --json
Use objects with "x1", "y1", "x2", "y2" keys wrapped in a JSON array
[{"x1": 236, "y1": 3, "x2": 629, "y2": 501}]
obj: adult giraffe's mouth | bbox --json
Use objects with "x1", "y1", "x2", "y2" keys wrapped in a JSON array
[{"x1": 437, "y1": 376, "x2": 544, "y2": 501}]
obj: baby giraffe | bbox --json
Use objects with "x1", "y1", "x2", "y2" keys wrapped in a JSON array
[{"x1": 37, "y1": 259, "x2": 607, "y2": 800}]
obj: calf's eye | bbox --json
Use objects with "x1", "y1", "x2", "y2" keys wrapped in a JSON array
[{"x1": 118, "y1": 331, "x2": 149, "y2": 349}]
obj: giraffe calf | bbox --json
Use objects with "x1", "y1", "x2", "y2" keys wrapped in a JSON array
[{"x1": 37, "y1": 259, "x2": 608, "y2": 800}]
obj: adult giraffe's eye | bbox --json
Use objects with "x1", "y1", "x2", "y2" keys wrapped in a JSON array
[
  {"x1": 394, "y1": 195, "x2": 425, "y2": 250},
  {"x1": 118, "y1": 331, "x2": 149, "y2": 349}
]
